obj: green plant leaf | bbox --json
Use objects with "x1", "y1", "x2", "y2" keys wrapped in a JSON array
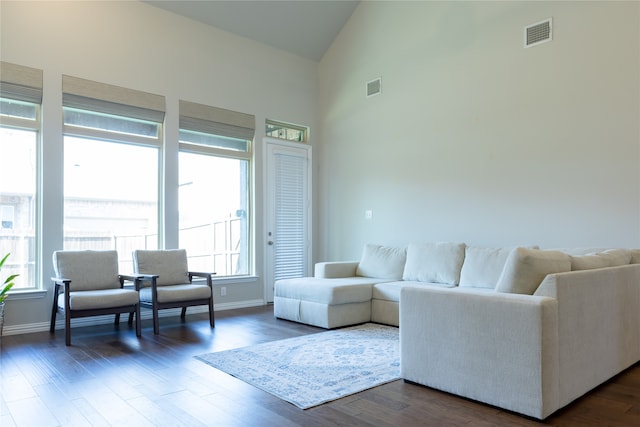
[
  {"x1": 0, "y1": 253, "x2": 9, "y2": 269},
  {"x1": 1, "y1": 253, "x2": 18, "y2": 302},
  {"x1": 3, "y1": 274, "x2": 18, "y2": 285}
]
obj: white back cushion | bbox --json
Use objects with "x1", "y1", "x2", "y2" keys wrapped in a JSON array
[
  {"x1": 53, "y1": 250, "x2": 121, "y2": 291},
  {"x1": 495, "y1": 248, "x2": 571, "y2": 295},
  {"x1": 570, "y1": 249, "x2": 632, "y2": 270},
  {"x1": 402, "y1": 242, "x2": 466, "y2": 285},
  {"x1": 355, "y1": 244, "x2": 406, "y2": 279},
  {"x1": 133, "y1": 249, "x2": 190, "y2": 286},
  {"x1": 459, "y1": 246, "x2": 513, "y2": 289}
]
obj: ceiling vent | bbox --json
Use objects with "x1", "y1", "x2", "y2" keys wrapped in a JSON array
[
  {"x1": 366, "y1": 78, "x2": 381, "y2": 97},
  {"x1": 525, "y1": 18, "x2": 552, "y2": 48}
]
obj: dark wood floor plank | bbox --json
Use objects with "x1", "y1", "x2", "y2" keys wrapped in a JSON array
[{"x1": 1, "y1": 305, "x2": 640, "y2": 426}]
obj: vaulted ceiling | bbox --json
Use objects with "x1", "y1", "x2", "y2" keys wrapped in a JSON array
[{"x1": 144, "y1": 0, "x2": 360, "y2": 61}]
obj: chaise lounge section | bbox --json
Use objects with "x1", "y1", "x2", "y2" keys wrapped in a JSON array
[{"x1": 274, "y1": 244, "x2": 407, "y2": 328}]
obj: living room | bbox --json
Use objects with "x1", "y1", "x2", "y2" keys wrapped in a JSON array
[{"x1": 1, "y1": 1, "x2": 639, "y2": 425}]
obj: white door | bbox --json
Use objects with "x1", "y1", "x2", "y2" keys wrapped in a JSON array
[{"x1": 264, "y1": 138, "x2": 312, "y2": 302}]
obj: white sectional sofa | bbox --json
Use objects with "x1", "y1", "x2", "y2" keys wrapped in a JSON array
[{"x1": 273, "y1": 242, "x2": 640, "y2": 419}]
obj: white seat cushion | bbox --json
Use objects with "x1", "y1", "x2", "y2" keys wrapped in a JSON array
[
  {"x1": 275, "y1": 277, "x2": 377, "y2": 305},
  {"x1": 139, "y1": 284, "x2": 211, "y2": 304},
  {"x1": 372, "y1": 281, "x2": 406, "y2": 302},
  {"x1": 64, "y1": 288, "x2": 139, "y2": 310},
  {"x1": 373, "y1": 280, "x2": 456, "y2": 302}
]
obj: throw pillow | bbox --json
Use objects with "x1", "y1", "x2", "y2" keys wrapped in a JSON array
[
  {"x1": 402, "y1": 242, "x2": 466, "y2": 285},
  {"x1": 495, "y1": 247, "x2": 571, "y2": 295},
  {"x1": 355, "y1": 244, "x2": 406, "y2": 279},
  {"x1": 459, "y1": 246, "x2": 513, "y2": 289},
  {"x1": 631, "y1": 249, "x2": 640, "y2": 264}
]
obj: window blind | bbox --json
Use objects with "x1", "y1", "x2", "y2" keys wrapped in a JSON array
[
  {"x1": 273, "y1": 152, "x2": 307, "y2": 281},
  {"x1": 0, "y1": 61, "x2": 43, "y2": 103},
  {"x1": 62, "y1": 75, "x2": 165, "y2": 123},
  {"x1": 179, "y1": 100, "x2": 255, "y2": 141}
]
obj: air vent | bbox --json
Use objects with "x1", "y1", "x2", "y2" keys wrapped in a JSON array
[
  {"x1": 525, "y1": 18, "x2": 552, "y2": 48},
  {"x1": 366, "y1": 78, "x2": 381, "y2": 97}
]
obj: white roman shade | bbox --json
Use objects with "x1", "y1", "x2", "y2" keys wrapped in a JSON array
[
  {"x1": 62, "y1": 75, "x2": 165, "y2": 122},
  {"x1": 0, "y1": 61, "x2": 43, "y2": 103},
  {"x1": 179, "y1": 100, "x2": 255, "y2": 141}
]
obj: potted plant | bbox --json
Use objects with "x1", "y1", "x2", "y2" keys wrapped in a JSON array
[{"x1": 0, "y1": 253, "x2": 18, "y2": 337}]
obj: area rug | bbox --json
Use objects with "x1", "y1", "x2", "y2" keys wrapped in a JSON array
[{"x1": 194, "y1": 323, "x2": 400, "y2": 409}]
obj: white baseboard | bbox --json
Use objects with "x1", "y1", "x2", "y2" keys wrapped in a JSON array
[{"x1": 1, "y1": 299, "x2": 267, "y2": 336}]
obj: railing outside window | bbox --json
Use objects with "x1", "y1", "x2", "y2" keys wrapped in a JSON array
[{"x1": 65, "y1": 214, "x2": 242, "y2": 276}]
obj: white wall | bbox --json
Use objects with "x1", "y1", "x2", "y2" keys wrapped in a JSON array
[
  {"x1": 318, "y1": 1, "x2": 640, "y2": 260},
  {"x1": 0, "y1": 0, "x2": 318, "y2": 330},
  {"x1": 3, "y1": 0, "x2": 639, "y2": 332}
]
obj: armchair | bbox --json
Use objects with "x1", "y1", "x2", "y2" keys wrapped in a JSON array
[
  {"x1": 50, "y1": 250, "x2": 141, "y2": 346},
  {"x1": 132, "y1": 249, "x2": 215, "y2": 334}
]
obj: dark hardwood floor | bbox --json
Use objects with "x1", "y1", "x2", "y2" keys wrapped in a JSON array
[{"x1": 1, "y1": 305, "x2": 639, "y2": 426}]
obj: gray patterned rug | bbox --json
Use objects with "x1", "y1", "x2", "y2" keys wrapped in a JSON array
[{"x1": 195, "y1": 323, "x2": 400, "y2": 409}]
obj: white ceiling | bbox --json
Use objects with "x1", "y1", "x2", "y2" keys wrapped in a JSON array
[{"x1": 144, "y1": 0, "x2": 360, "y2": 61}]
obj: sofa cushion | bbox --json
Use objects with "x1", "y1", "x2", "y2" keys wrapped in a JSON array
[
  {"x1": 570, "y1": 249, "x2": 632, "y2": 271},
  {"x1": 139, "y1": 283, "x2": 211, "y2": 304},
  {"x1": 552, "y1": 247, "x2": 609, "y2": 256},
  {"x1": 275, "y1": 277, "x2": 376, "y2": 305},
  {"x1": 372, "y1": 281, "x2": 406, "y2": 302},
  {"x1": 570, "y1": 254, "x2": 610, "y2": 270},
  {"x1": 66, "y1": 288, "x2": 138, "y2": 310},
  {"x1": 356, "y1": 244, "x2": 406, "y2": 279},
  {"x1": 402, "y1": 242, "x2": 466, "y2": 285},
  {"x1": 495, "y1": 247, "x2": 571, "y2": 295},
  {"x1": 373, "y1": 280, "x2": 456, "y2": 302},
  {"x1": 459, "y1": 246, "x2": 513, "y2": 289},
  {"x1": 601, "y1": 249, "x2": 632, "y2": 266},
  {"x1": 631, "y1": 249, "x2": 640, "y2": 264}
]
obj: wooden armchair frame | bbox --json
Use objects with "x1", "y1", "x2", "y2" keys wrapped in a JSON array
[
  {"x1": 50, "y1": 250, "x2": 141, "y2": 346},
  {"x1": 134, "y1": 272, "x2": 215, "y2": 334}
]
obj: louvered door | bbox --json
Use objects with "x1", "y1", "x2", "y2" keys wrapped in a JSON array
[{"x1": 265, "y1": 139, "x2": 312, "y2": 302}]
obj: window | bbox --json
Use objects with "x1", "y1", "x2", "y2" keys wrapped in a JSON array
[
  {"x1": 0, "y1": 62, "x2": 42, "y2": 290},
  {"x1": 178, "y1": 101, "x2": 255, "y2": 277},
  {"x1": 266, "y1": 119, "x2": 308, "y2": 143},
  {"x1": 62, "y1": 75, "x2": 165, "y2": 273}
]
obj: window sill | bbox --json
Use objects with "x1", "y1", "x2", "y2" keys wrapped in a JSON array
[
  {"x1": 4, "y1": 289, "x2": 48, "y2": 301},
  {"x1": 191, "y1": 275, "x2": 259, "y2": 285},
  {"x1": 212, "y1": 275, "x2": 258, "y2": 285}
]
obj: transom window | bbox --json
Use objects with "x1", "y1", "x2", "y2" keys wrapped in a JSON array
[{"x1": 265, "y1": 119, "x2": 308, "y2": 143}]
